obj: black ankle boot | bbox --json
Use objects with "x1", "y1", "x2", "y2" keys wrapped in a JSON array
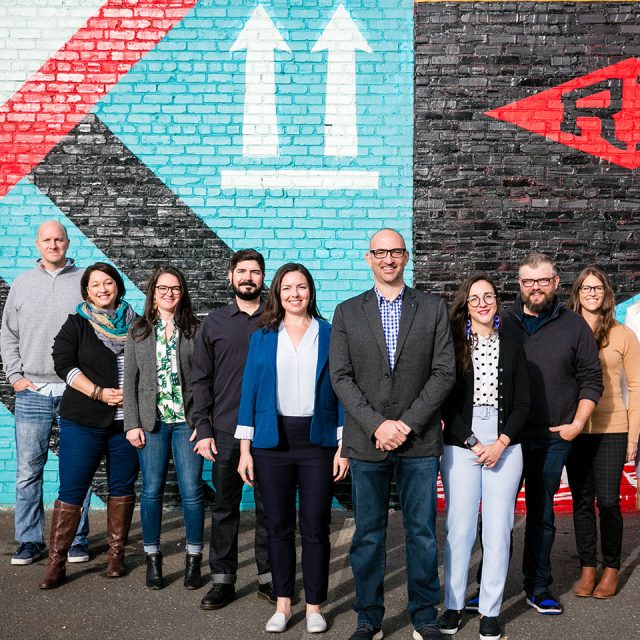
[
  {"x1": 145, "y1": 553, "x2": 164, "y2": 589},
  {"x1": 184, "y1": 553, "x2": 202, "y2": 590}
]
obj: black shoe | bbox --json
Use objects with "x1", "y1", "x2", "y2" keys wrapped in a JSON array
[
  {"x1": 525, "y1": 591, "x2": 563, "y2": 615},
  {"x1": 348, "y1": 626, "x2": 383, "y2": 640},
  {"x1": 437, "y1": 609, "x2": 462, "y2": 635},
  {"x1": 200, "y1": 583, "x2": 235, "y2": 610},
  {"x1": 184, "y1": 553, "x2": 202, "y2": 590},
  {"x1": 412, "y1": 623, "x2": 441, "y2": 640},
  {"x1": 465, "y1": 589, "x2": 480, "y2": 612},
  {"x1": 479, "y1": 616, "x2": 502, "y2": 640},
  {"x1": 145, "y1": 553, "x2": 164, "y2": 590},
  {"x1": 257, "y1": 581, "x2": 277, "y2": 604}
]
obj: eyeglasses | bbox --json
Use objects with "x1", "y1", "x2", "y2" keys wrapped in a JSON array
[
  {"x1": 519, "y1": 277, "x2": 554, "y2": 288},
  {"x1": 467, "y1": 293, "x2": 497, "y2": 307},
  {"x1": 369, "y1": 248, "x2": 406, "y2": 259},
  {"x1": 156, "y1": 285, "x2": 182, "y2": 295},
  {"x1": 579, "y1": 285, "x2": 605, "y2": 294}
]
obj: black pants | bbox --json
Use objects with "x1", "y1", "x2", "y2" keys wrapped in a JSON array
[
  {"x1": 252, "y1": 416, "x2": 336, "y2": 604},
  {"x1": 566, "y1": 432, "x2": 627, "y2": 569},
  {"x1": 209, "y1": 428, "x2": 270, "y2": 583}
]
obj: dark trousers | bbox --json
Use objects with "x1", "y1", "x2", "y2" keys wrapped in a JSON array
[
  {"x1": 209, "y1": 428, "x2": 270, "y2": 583},
  {"x1": 252, "y1": 416, "x2": 335, "y2": 604},
  {"x1": 58, "y1": 418, "x2": 139, "y2": 505},
  {"x1": 521, "y1": 437, "x2": 572, "y2": 596},
  {"x1": 566, "y1": 432, "x2": 627, "y2": 569}
]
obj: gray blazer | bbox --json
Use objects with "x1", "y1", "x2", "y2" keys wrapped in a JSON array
[
  {"x1": 123, "y1": 326, "x2": 196, "y2": 431},
  {"x1": 329, "y1": 286, "x2": 455, "y2": 461}
]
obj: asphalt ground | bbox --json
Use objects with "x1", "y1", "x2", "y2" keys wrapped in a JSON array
[{"x1": 1, "y1": 509, "x2": 639, "y2": 640}]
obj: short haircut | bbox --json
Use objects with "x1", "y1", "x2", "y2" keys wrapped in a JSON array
[
  {"x1": 80, "y1": 262, "x2": 126, "y2": 304},
  {"x1": 228, "y1": 249, "x2": 265, "y2": 274},
  {"x1": 519, "y1": 252, "x2": 557, "y2": 277}
]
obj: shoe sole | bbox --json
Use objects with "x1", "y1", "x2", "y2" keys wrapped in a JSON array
[
  {"x1": 67, "y1": 555, "x2": 89, "y2": 563},
  {"x1": 464, "y1": 602, "x2": 479, "y2": 613},
  {"x1": 438, "y1": 627, "x2": 459, "y2": 636},
  {"x1": 479, "y1": 633, "x2": 502, "y2": 640},
  {"x1": 525, "y1": 598, "x2": 563, "y2": 615},
  {"x1": 11, "y1": 556, "x2": 39, "y2": 565},
  {"x1": 200, "y1": 596, "x2": 235, "y2": 611}
]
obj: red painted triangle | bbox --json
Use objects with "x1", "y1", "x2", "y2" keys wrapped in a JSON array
[
  {"x1": 486, "y1": 58, "x2": 640, "y2": 169},
  {"x1": 0, "y1": 0, "x2": 199, "y2": 198}
]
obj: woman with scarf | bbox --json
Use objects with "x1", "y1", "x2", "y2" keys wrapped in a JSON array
[{"x1": 40, "y1": 262, "x2": 138, "y2": 589}]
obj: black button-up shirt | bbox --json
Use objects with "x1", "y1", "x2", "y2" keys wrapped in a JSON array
[{"x1": 191, "y1": 300, "x2": 265, "y2": 440}]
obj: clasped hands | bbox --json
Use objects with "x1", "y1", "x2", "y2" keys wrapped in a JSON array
[{"x1": 374, "y1": 419, "x2": 412, "y2": 451}]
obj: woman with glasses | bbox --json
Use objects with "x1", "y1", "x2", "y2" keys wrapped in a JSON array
[
  {"x1": 236, "y1": 263, "x2": 349, "y2": 634},
  {"x1": 566, "y1": 266, "x2": 640, "y2": 598},
  {"x1": 438, "y1": 275, "x2": 529, "y2": 640},
  {"x1": 41, "y1": 263, "x2": 138, "y2": 589},
  {"x1": 123, "y1": 266, "x2": 203, "y2": 590}
]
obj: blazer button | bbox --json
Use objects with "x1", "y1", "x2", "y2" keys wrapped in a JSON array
[{"x1": 384, "y1": 373, "x2": 390, "y2": 379}]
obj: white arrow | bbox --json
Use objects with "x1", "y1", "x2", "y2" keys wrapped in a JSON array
[
  {"x1": 311, "y1": 4, "x2": 372, "y2": 157},
  {"x1": 230, "y1": 4, "x2": 290, "y2": 157}
]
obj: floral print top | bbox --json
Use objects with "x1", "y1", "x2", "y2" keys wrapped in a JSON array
[{"x1": 155, "y1": 319, "x2": 186, "y2": 424}]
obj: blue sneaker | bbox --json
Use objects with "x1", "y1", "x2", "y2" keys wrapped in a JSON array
[
  {"x1": 526, "y1": 591, "x2": 564, "y2": 615},
  {"x1": 68, "y1": 544, "x2": 90, "y2": 563},
  {"x1": 11, "y1": 542, "x2": 45, "y2": 565},
  {"x1": 465, "y1": 589, "x2": 480, "y2": 612}
]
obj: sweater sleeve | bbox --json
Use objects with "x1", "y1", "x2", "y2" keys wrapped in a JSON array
[
  {"x1": 123, "y1": 330, "x2": 142, "y2": 431},
  {"x1": 501, "y1": 342, "x2": 531, "y2": 441},
  {"x1": 51, "y1": 315, "x2": 81, "y2": 382},
  {"x1": 575, "y1": 320, "x2": 604, "y2": 405},
  {"x1": 0, "y1": 285, "x2": 23, "y2": 384},
  {"x1": 622, "y1": 327, "x2": 640, "y2": 445}
]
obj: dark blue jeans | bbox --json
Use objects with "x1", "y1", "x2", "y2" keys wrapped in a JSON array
[
  {"x1": 521, "y1": 437, "x2": 573, "y2": 596},
  {"x1": 138, "y1": 420, "x2": 204, "y2": 554},
  {"x1": 350, "y1": 454, "x2": 440, "y2": 629},
  {"x1": 58, "y1": 418, "x2": 139, "y2": 505}
]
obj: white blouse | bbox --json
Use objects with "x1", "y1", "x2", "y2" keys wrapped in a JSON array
[{"x1": 471, "y1": 332, "x2": 500, "y2": 408}]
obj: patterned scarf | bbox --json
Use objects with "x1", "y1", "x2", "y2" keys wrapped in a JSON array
[{"x1": 76, "y1": 300, "x2": 136, "y2": 355}]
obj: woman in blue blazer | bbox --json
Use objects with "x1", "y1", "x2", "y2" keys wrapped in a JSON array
[{"x1": 236, "y1": 263, "x2": 349, "y2": 634}]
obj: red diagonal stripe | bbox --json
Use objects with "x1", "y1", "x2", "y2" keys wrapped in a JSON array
[{"x1": 0, "y1": 0, "x2": 199, "y2": 198}]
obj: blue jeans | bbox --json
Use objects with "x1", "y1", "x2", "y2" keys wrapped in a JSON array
[
  {"x1": 58, "y1": 418, "x2": 138, "y2": 505},
  {"x1": 14, "y1": 390, "x2": 90, "y2": 546},
  {"x1": 521, "y1": 437, "x2": 573, "y2": 596},
  {"x1": 350, "y1": 454, "x2": 440, "y2": 629},
  {"x1": 138, "y1": 421, "x2": 204, "y2": 554}
]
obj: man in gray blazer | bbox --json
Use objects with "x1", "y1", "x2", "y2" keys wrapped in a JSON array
[{"x1": 330, "y1": 229, "x2": 455, "y2": 640}]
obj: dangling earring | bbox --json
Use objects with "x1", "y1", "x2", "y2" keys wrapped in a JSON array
[
  {"x1": 465, "y1": 317, "x2": 472, "y2": 339},
  {"x1": 493, "y1": 314, "x2": 501, "y2": 332}
]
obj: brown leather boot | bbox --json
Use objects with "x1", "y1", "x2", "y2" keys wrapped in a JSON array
[
  {"x1": 39, "y1": 500, "x2": 82, "y2": 589},
  {"x1": 593, "y1": 567, "x2": 619, "y2": 599},
  {"x1": 106, "y1": 494, "x2": 135, "y2": 577},
  {"x1": 574, "y1": 566, "x2": 597, "y2": 597}
]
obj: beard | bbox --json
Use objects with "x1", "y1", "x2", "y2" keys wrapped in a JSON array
[
  {"x1": 232, "y1": 281, "x2": 263, "y2": 301},
  {"x1": 522, "y1": 289, "x2": 555, "y2": 314}
]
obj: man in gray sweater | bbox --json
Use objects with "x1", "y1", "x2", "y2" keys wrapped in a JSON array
[{"x1": 1, "y1": 220, "x2": 91, "y2": 565}]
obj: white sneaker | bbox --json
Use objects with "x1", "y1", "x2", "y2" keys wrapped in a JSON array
[
  {"x1": 306, "y1": 613, "x2": 327, "y2": 633},
  {"x1": 265, "y1": 612, "x2": 292, "y2": 633}
]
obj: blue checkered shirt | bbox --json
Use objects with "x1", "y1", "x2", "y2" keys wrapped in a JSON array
[{"x1": 375, "y1": 286, "x2": 405, "y2": 371}]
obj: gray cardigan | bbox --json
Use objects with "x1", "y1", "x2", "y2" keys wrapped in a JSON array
[
  {"x1": 123, "y1": 325, "x2": 196, "y2": 431},
  {"x1": 329, "y1": 286, "x2": 456, "y2": 461}
]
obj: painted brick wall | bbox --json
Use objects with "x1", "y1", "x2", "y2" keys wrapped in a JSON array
[{"x1": 0, "y1": 0, "x2": 414, "y2": 508}]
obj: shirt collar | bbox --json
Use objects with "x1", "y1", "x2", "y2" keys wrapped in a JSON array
[
  {"x1": 374, "y1": 285, "x2": 405, "y2": 306},
  {"x1": 230, "y1": 298, "x2": 265, "y2": 317},
  {"x1": 38, "y1": 258, "x2": 72, "y2": 277}
]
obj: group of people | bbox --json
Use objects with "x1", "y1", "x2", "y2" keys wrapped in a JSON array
[{"x1": 2, "y1": 221, "x2": 639, "y2": 640}]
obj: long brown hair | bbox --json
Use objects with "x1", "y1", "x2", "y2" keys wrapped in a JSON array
[
  {"x1": 260, "y1": 263, "x2": 324, "y2": 330},
  {"x1": 568, "y1": 265, "x2": 616, "y2": 349},
  {"x1": 450, "y1": 274, "x2": 503, "y2": 376},
  {"x1": 131, "y1": 265, "x2": 200, "y2": 340}
]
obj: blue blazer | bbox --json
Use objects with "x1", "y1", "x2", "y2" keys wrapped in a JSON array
[{"x1": 237, "y1": 319, "x2": 342, "y2": 449}]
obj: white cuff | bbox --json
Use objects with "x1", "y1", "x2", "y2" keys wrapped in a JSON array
[
  {"x1": 66, "y1": 368, "x2": 82, "y2": 386},
  {"x1": 337, "y1": 425, "x2": 343, "y2": 444},
  {"x1": 234, "y1": 425, "x2": 254, "y2": 440}
]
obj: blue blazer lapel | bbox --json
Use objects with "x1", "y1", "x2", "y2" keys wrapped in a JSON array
[{"x1": 315, "y1": 320, "x2": 330, "y2": 383}]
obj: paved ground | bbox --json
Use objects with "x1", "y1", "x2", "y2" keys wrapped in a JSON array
[{"x1": 1, "y1": 508, "x2": 639, "y2": 640}]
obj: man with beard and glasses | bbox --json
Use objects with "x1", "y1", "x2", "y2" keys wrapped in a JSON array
[
  {"x1": 500, "y1": 252, "x2": 603, "y2": 616},
  {"x1": 192, "y1": 249, "x2": 274, "y2": 609}
]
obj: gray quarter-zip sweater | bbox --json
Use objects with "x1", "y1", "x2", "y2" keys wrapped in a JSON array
[{"x1": 1, "y1": 260, "x2": 84, "y2": 385}]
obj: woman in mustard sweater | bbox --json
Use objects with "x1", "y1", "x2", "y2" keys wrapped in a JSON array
[{"x1": 567, "y1": 266, "x2": 640, "y2": 599}]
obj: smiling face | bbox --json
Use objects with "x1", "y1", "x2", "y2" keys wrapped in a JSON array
[
  {"x1": 35, "y1": 221, "x2": 69, "y2": 271},
  {"x1": 519, "y1": 263, "x2": 559, "y2": 314},
  {"x1": 86, "y1": 269, "x2": 118, "y2": 310},
  {"x1": 578, "y1": 273, "x2": 605, "y2": 314},
  {"x1": 280, "y1": 269, "x2": 311, "y2": 319},
  {"x1": 467, "y1": 279, "x2": 498, "y2": 333},
  {"x1": 366, "y1": 229, "x2": 409, "y2": 290},
  {"x1": 154, "y1": 273, "x2": 182, "y2": 316}
]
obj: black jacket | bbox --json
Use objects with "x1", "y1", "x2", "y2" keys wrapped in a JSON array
[
  {"x1": 53, "y1": 314, "x2": 120, "y2": 428},
  {"x1": 443, "y1": 334, "x2": 530, "y2": 447},
  {"x1": 502, "y1": 296, "x2": 603, "y2": 440}
]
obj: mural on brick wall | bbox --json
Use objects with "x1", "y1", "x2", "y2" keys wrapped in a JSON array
[{"x1": 0, "y1": 0, "x2": 414, "y2": 507}]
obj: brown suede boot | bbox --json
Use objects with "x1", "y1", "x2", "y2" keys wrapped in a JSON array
[
  {"x1": 106, "y1": 494, "x2": 135, "y2": 577},
  {"x1": 39, "y1": 500, "x2": 82, "y2": 589},
  {"x1": 574, "y1": 566, "x2": 597, "y2": 597},
  {"x1": 593, "y1": 567, "x2": 619, "y2": 599}
]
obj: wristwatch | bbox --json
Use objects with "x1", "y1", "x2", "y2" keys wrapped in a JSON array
[{"x1": 464, "y1": 434, "x2": 479, "y2": 450}]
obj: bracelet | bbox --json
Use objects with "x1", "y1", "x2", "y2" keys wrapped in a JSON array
[{"x1": 90, "y1": 385, "x2": 102, "y2": 401}]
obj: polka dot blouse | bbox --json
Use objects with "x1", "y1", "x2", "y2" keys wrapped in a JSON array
[{"x1": 471, "y1": 332, "x2": 500, "y2": 408}]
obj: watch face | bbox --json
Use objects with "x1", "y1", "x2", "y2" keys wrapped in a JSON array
[{"x1": 466, "y1": 436, "x2": 478, "y2": 449}]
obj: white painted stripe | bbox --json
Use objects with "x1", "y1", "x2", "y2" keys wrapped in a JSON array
[
  {"x1": 0, "y1": 0, "x2": 107, "y2": 107},
  {"x1": 220, "y1": 169, "x2": 379, "y2": 190}
]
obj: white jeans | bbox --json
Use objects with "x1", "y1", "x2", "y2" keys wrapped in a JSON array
[{"x1": 441, "y1": 407, "x2": 523, "y2": 617}]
